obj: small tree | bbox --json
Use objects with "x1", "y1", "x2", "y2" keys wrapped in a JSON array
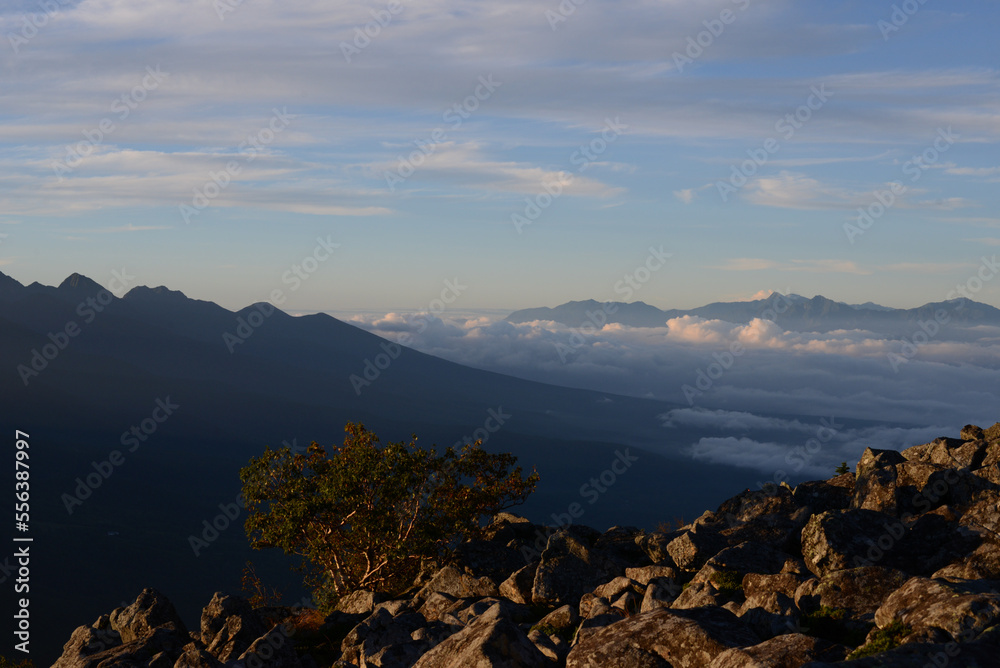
[
  {"x1": 835, "y1": 461, "x2": 850, "y2": 475},
  {"x1": 240, "y1": 422, "x2": 538, "y2": 608}
]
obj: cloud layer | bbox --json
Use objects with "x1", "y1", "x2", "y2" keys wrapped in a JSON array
[{"x1": 346, "y1": 310, "x2": 1000, "y2": 475}]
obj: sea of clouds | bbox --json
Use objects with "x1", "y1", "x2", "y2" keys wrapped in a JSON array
[{"x1": 344, "y1": 310, "x2": 1000, "y2": 477}]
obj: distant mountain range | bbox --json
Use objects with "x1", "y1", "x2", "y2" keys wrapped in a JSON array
[
  {"x1": 506, "y1": 293, "x2": 1000, "y2": 335},
  {"x1": 1, "y1": 270, "x2": 767, "y2": 663}
]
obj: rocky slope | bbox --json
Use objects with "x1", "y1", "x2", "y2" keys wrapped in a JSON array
[{"x1": 54, "y1": 423, "x2": 1000, "y2": 667}]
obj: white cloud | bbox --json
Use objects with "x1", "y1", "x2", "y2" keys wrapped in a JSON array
[{"x1": 673, "y1": 189, "x2": 695, "y2": 204}]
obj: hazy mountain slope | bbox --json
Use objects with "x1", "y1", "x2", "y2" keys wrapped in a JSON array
[{"x1": 506, "y1": 293, "x2": 1000, "y2": 335}]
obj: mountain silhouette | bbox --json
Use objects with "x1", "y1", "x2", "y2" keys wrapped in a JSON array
[
  {"x1": 506, "y1": 293, "x2": 1000, "y2": 335},
  {"x1": 2, "y1": 270, "x2": 767, "y2": 663}
]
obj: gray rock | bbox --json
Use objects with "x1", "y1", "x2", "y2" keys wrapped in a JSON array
[
  {"x1": 625, "y1": 564, "x2": 679, "y2": 586},
  {"x1": 793, "y1": 566, "x2": 910, "y2": 620},
  {"x1": 238, "y1": 624, "x2": 302, "y2": 667},
  {"x1": 174, "y1": 643, "x2": 224, "y2": 668},
  {"x1": 874, "y1": 576, "x2": 1000, "y2": 642},
  {"x1": 110, "y1": 588, "x2": 189, "y2": 643},
  {"x1": 335, "y1": 589, "x2": 387, "y2": 616},
  {"x1": 531, "y1": 530, "x2": 620, "y2": 606},
  {"x1": 640, "y1": 578, "x2": 681, "y2": 613},
  {"x1": 411, "y1": 604, "x2": 551, "y2": 668},
  {"x1": 499, "y1": 562, "x2": 537, "y2": 605},
  {"x1": 566, "y1": 606, "x2": 759, "y2": 668},
  {"x1": 709, "y1": 633, "x2": 847, "y2": 667},
  {"x1": 800, "y1": 509, "x2": 907, "y2": 576}
]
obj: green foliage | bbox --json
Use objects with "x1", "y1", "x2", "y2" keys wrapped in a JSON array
[
  {"x1": 801, "y1": 605, "x2": 872, "y2": 647},
  {"x1": 0, "y1": 657, "x2": 33, "y2": 668},
  {"x1": 846, "y1": 620, "x2": 911, "y2": 659},
  {"x1": 240, "y1": 422, "x2": 539, "y2": 608},
  {"x1": 530, "y1": 623, "x2": 575, "y2": 642},
  {"x1": 709, "y1": 570, "x2": 743, "y2": 597},
  {"x1": 835, "y1": 461, "x2": 850, "y2": 476}
]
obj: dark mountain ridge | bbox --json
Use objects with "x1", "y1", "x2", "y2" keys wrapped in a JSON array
[{"x1": 1, "y1": 270, "x2": 775, "y2": 663}]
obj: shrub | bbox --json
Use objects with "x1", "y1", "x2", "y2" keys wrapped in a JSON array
[
  {"x1": 846, "y1": 620, "x2": 911, "y2": 659},
  {"x1": 240, "y1": 422, "x2": 538, "y2": 609}
]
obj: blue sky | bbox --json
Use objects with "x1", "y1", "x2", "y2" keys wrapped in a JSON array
[{"x1": 1, "y1": 0, "x2": 998, "y2": 312}]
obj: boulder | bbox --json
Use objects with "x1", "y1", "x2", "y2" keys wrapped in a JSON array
[
  {"x1": 449, "y1": 538, "x2": 527, "y2": 584},
  {"x1": 851, "y1": 460, "x2": 943, "y2": 516},
  {"x1": 335, "y1": 589, "x2": 387, "y2": 616},
  {"x1": 800, "y1": 509, "x2": 907, "y2": 576},
  {"x1": 110, "y1": 588, "x2": 189, "y2": 643},
  {"x1": 742, "y1": 573, "x2": 806, "y2": 608},
  {"x1": 205, "y1": 611, "x2": 269, "y2": 662},
  {"x1": 709, "y1": 633, "x2": 847, "y2": 667},
  {"x1": 531, "y1": 530, "x2": 620, "y2": 606},
  {"x1": 411, "y1": 603, "x2": 550, "y2": 668},
  {"x1": 855, "y1": 447, "x2": 907, "y2": 478},
  {"x1": 54, "y1": 625, "x2": 190, "y2": 668},
  {"x1": 666, "y1": 527, "x2": 729, "y2": 570},
  {"x1": 793, "y1": 566, "x2": 910, "y2": 620},
  {"x1": 237, "y1": 624, "x2": 302, "y2": 667},
  {"x1": 691, "y1": 541, "x2": 792, "y2": 586},
  {"x1": 500, "y1": 562, "x2": 538, "y2": 605},
  {"x1": 340, "y1": 608, "x2": 434, "y2": 667},
  {"x1": 933, "y1": 539, "x2": 1000, "y2": 580},
  {"x1": 625, "y1": 564, "x2": 679, "y2": 586},
  {"x1": 792, "y1": 478, "x2": 852, "y2": 515},
  {"x1": 961, "y1": 425, "x2": 985, "y2": 441},
  {"x1": 566, "y1": 606, "x2": 759, "y2": 668},
  {"x1": 670, "y1": 580, "x2": 727, "y2": 610},
  {"x1": 874, "y1": 576, "x2": 1000, "y2": 642},
  {"x1": 638, "y1": 531, "x2": 678, "y2": 563},
  {"x1": 52, "y1": 624, "x2": 123, "y2": 668},
  {"x1": 174, "y1": 644, "x2": 225, "y2": 668},
  {"x1": 535, "y1": 604, "x2": 579, "y2": 633},
  {"x1": 640, "y1": 577, "x2": 681, "y2": 613},
  {"x1": 200, "y1": 592, "x2": 255, "y2": 645},
  {"x1": 416, "y1": 564, "x2": 498, "y2": 601}
]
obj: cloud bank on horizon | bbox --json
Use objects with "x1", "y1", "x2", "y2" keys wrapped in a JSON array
[
  {"x1": 347, "y1": 307, "x2": 1000, "y2": 475},
  {"x1": 0, "y1": 1, "x2": 998, "y2": 311}
]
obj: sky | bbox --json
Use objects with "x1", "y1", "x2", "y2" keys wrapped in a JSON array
[{"x1": 1, "y1": 0, "x2": 999, "y2": 313}]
